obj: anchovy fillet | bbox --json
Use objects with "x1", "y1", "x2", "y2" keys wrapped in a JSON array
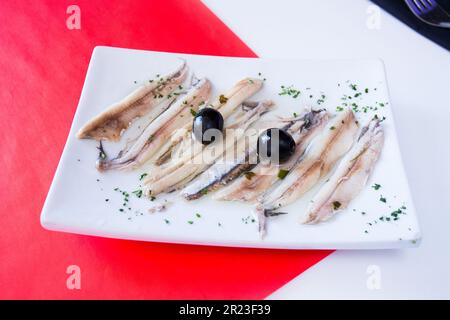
[
  {"x1": 96, "y1": 77, "x2": 211, "y2": 171},
  {"x1": 183, "y1": 109, "x2": 329, "y2": 200},
  {"x1": 150, "y1": 77, "x2": 263, "y2": 168},
  {"x1": 180, "y1": 118, "x2": 294, "y2": 200},
  {"x1": 77, "y1": 62, "x2": 188, "y2": 141},
  {"x1": 144, "y1": 100, "x2": 274, "y2": 196},
  {"x1": 302, "y1": 118, "x2": 384, "y2": 224},
  {"x1": 255, "y1": 108, "x2": 358, "y2": 236},
  {"x1": 212, "y1": 109, "x2": 329, "y2": 203}
]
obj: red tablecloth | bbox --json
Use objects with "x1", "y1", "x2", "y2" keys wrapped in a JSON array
[{"x1": 0, "y1": 0, "x2": 332, "y2": 299}]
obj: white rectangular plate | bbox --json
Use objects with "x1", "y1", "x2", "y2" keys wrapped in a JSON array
[{"x1": 41, "y1": 46, "x2": 421, "y2": 249}]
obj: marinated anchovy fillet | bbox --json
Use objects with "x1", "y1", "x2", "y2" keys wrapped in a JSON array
[
  {"x1": 184, "y1": 109, "x2": 329, "y2": 200},
  {"x1": 180, "y1": 118, "x2": 293, "y2": 200},
  {"x1": 150, "y1": 77, "x2": 263, "y2": 167},
  {"x1": 145, "y1": 101, "x2": 262, "y2": 186},
  {"x1": 96, "y1": 77, "x2": 211, "y2": 171},
  {"x1": 144, "y1": 100, "x2": 274, "y2": 196},
  {"x1": 302, "y1": 117, "x2": 384, "y2": 224},
  {"x1": 255, "y1": 108, "x2": 358, "y2": 236},
  {"x1": 212, "y1": 109, "x2": 329, "y2": 202},
  {"x1": 77, "y1": 62, "x2": 188, "y2": 141}
]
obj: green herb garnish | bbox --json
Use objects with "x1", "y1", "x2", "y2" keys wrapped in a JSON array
[
  {"x1": 132, "y1": 189, "x2": 143, "y2": 198},
  {"x1": 244, "y1": 171, "x2": 256, "y2": 180},
  {"x1": 279, "y1": 85, "x2": 301, "y2": 98},
  {"x1": 277, "y1": 169, "x2": 289, "y2": 179},
  {"x1": 139, "y1": 173, "x2": 148, "y2": 181},
  {"x1": 190, "y1": 108, "x2": 197, "y2": 117},
  {"x1": 372, "y1": 183, "x2": 381, "y2": 190},
  {"x1": 219, "y1": 94, "x2": 228, "y2": 104},
  {"x1": 332, "y1": 201, "x2": 341, "y2": 210}
]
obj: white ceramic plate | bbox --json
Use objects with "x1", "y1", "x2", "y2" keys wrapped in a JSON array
[{"x1": 40, "y1": 46, "x2": 421, "y2": 249}]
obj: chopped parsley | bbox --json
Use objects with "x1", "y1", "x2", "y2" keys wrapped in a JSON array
[
  {"x1": 190, "y1": 108, "x2": 197, "y2": 117},
  {"x1": 372, "y1": 183, "x2": 381, "y2": 190},
  {"x1": 332, "y1": 201, "x2": 341, "y2": 210},
  {"x1": 279, "y1": 85, "x2": 301, "y2": 98},
  {"x1": 195, "y1": 213, "x2": 201, "y2": 218},
  {"x1": 139, "y1": 173, "x2": 148, "y2": 181},
  {"x1": 132, "y1": 189, "x2": 143, "y2": 198},
  {"x1": 187, "y1": 220, "x2": 194, "y2": 225},
  {"x1": 244, "y1": 171, "x2": 256, "y2": 180},
  {"x1": 241, "y1": 216, "x2": 255, "y2": 224},
  {"x1": 379, "y1": 196, "x2": 387, "y2": 203},
  {"x1": 164, "y1": 219, "x2": 170, "y2": 225},
  {"x1": 330, "y1": 126, "x2": 336, "y2": 130},
  {"x1": 277, "y1": 169, "x2": 289, "y2": 179},
  {"x1": 219, "y1": 94, "x2": 228, "y2": 104},
  {"x1": 317, "y1": 93, "x2": 326, "y2": 105},
  {"x1": 370, "y1": 206, "x2": 407, "y2": 225}
]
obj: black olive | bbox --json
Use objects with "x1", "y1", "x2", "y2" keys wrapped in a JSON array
[
  {"x1": 192, "y1": 108, "x2": 224, "y2": 145},
  {"x1": 257, "y1": 128, "x2": 295, "y2": 164}
]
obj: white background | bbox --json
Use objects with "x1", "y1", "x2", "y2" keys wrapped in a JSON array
[{"x1": 203, "y1": 0, "x2": 450, "y2": 299}]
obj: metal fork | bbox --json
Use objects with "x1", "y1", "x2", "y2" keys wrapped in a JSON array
[{"x1": 404, "y1": 0, "x2": 450, "y2": 28}]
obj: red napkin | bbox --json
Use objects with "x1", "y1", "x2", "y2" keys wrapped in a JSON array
[{"x1": 0, "y1": 0, "x2": 332, "y2": 299}]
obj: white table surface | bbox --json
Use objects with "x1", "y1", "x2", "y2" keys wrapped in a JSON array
[{"x1": 203, "y1": 0, "x2": 450, "y2": 299}]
